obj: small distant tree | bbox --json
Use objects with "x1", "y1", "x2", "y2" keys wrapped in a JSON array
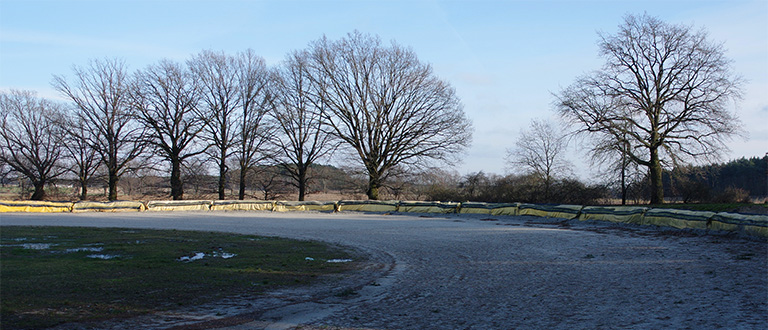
[
  {"x1": 53, "y1": 58, "x2": 146, "y2": 201},
  {"x1": 589, "y1": 128, "x2": 644, "y2": 205},
  {"x1": 460, "y1": 171, "x2": 493, "y2": 202},
  {"x1": 418, "y1": 168, "x2": 462, "y2": 202},
  {"x1": 181, "y1": 156, "x2": 214, "y2": 199},
  {"x1": 506, "y1": 119, "x2": 571, "y2": 201},
  {"x1": 0, "y1": 90, "x2": 67, "y2": 200},
  {"x1": 251, "y1": 166, "x2": 291, "y2": 200}
]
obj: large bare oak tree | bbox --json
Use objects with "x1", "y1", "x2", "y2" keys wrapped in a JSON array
[
  {"x1": 305, "y1": 31, "x2": 472, "y2": 200},
  {"x1": 0, "y1": 90, "x2": 67, "y2": 200},
  {"x1": 233, "y1": 49, "x2": 274, "y2": 200},
  {"x1": 131, "y1": 59, "x2": 206, "y2": 200},
  {"x1": 272, "y1": 50, "x2": 338, "y2": 201},
  {"x1": 189, "y1": 50, "x2": 239, "y2": 199},
  {"x1": 556, "y1": 14, "x2": 742, "y2": 204},
  {"x1": 53, "y1": 59, "x2": 146, "y2": 201},
  {"x1": 58, "y1": 113, "x2": 100, "y2": 200}
]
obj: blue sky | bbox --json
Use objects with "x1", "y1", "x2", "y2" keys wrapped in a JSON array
[{"x1": 1, "y1": 0, "x2": 766, "y2": 179}]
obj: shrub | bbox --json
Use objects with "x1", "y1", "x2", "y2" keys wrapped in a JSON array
[{"x1": 711, "y1": 187, "x2": 751, "y2": 203}]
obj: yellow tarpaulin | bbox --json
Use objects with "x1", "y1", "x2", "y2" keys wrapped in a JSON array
[
  {"x1": 398, "y1": 201, "x2": 459, "y2": 214},
  {"x1": 146, "y1": 200, "x2": 212, "y2": 211},
  {"x1": 709, "y1": 212, "x2": 768, "y2": 237},
  {"x1": 210, "y1": 200, "x2": 274, "y2": 211},
  {"x1": 518, "y1": 204, "x2": 583, "y2": 219},
  {"x1": 273, "y1": 201, "x2": 336, "y2": 212},
  {"x1": 0, "y1": 200, "x2": 73, "y2": 213},
  {"x1": 458, "y1": 202, "x2": 519, "y2": 216},
  {"x1": 641, "y1": 209, "x2": 715, "y2": 230},
  {"x1": 579, "y1": 206, "x2": 647, "y2": 224},
  {"x1": 337, "y1": 200, "x2": 399, "y2": 212},
  {"x1": 72, "y1": 201, "x2": 145, "y2": 212}
]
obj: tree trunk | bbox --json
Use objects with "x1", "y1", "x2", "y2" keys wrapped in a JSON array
[
  {"x1": 297, "y1": 166, "x2": 307, "y2": 201},
  {"x1": 620, "y1": 164, "x2": 627, "y2": 205},
  {"x1": 79, "y1": 178, "x2": 88, "y2": 201},
  {"x1": 218, "y1": 157, "x2": 226, "y2": 200},
  {"x1": 108, "y1": 171, "x2": 119, "y2": 201},
  {"x1": 620, "y1": 150, "x2": 627, "y2": 205},
  {"x1": 367, "y1": 174, "x2": 380, "y2": 200},
  {"x1": 649, "y1": 147, "x2": 664, "y2": 204},
  {"x1": 31, "y1": 181, "x2": 46, "y2": 201},
  {"x1": 170, "y1": 160, "x2": 183, "y2": 200},
  {"x1": 238, "y1": 167, "x2": 247, "y2": 200}
]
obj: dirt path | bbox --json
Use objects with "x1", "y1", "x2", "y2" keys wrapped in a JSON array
[{"x1": 2, "y1": 211, "x2": 766, "y2": 329}]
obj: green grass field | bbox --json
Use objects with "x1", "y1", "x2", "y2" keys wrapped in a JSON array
[{"x1": 0, "y1": 226, "x2": 361, "y2": 329}]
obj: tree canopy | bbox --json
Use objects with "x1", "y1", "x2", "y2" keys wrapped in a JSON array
[
  {"x1": 556, "y1": 14, "x2": 743, "y2": 204},
  {"x1": 304, "y1": 31, "x2": 473, "y2": 199}
]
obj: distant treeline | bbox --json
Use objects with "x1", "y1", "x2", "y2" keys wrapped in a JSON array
[
  {"x1": 3, "y1": 157, "x2": 765, "y2": 205},
  {"x1": 664, "y1": 156, "x2": 768, "y2": 203}
]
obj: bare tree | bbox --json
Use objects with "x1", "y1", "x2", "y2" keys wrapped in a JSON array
[
  {"x1": 556, "y1": 14, "x2": 743, "y2": 204},
  {"x1": 234, "y1": 49, "x2": 275, "y2": 200},
  {"x1": 189, "y1": 50, "x2": 240, "y2": 200},
  {"x1": 58, "y1": 112, "x2": 100, "y2": 200},
  {"x1": 506, "y1": 119, "x2": 571, "y2": 201},
  {"x1": 181, "y1": 156, "x2": 215, "y2": 199},
  {"x1": 53, "y1": 58, "x2": 146, "y2": 201},
  {"x1": 305, "y1": 31, "x2": 473, "y2": 200},
  {"x1": 131, "y1": 59, "x2": 207, "y2": 200},
  {"x1": 588, "y1": 128, "x2": 645, "y2": 205},
  {"x1": 273, "y1": 50, "x2": 337, "y2": 201},
  {"x1": 0, "y1": 90, "x2": 67, "y2": 200}
]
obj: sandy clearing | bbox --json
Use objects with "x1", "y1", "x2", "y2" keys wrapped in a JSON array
[{"x1": 1, "y1": 211, "x2": 766, "y2": 330}]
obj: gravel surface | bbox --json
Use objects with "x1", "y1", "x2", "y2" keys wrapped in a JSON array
[{"x1": 2, "y1": 211, "x2": 766, "y2": 330}]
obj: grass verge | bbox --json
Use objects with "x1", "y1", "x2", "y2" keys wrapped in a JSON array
[{"x1": 0, "y1": 226, "x2": 361, "y2": 329}]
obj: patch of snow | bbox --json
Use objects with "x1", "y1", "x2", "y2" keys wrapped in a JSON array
[
  {"x1": 177, "y1": 249, "x2": 238, "y2": 262},
  {"x1": 22, "y1": 243, "x2": 53, "y2": 250},
  {"x1": 326, "y1": 259, "x2": 353, "y2": 263},
  {"x1": 87, "y1": 254, "x2": 120, "y2": 260},
  {"x1": 67, "y1": 247, "x2": 104, "y2": 253},
  {"x1": 305, "y1": 257, "x2": 315, "y2": 261},
  {"x1": 179, "y1": 252, "x2": 206, "y2": 262},
  {"x1": 211, "y1": 250, "x2": 237, "y2": 259}
]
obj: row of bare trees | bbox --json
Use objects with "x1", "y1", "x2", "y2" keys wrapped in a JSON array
[{"x1": 1, "y1": 31, "x2": 472, "y2": 201}]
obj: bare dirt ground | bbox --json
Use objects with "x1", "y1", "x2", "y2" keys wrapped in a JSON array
[{"x1": 1, "y1": 211, "x2": 766, "y2": 330}]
